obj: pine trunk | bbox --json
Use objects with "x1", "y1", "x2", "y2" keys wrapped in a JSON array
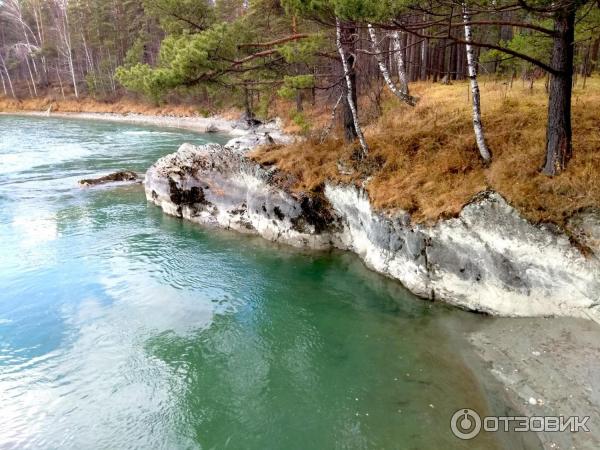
[{"x1": 542, "y1": 7, "x2": 576, "y2": 176}]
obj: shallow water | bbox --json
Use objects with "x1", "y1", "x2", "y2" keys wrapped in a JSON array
[{"x1": 0, "y1": 115, "x2": 517, "y2": 449}]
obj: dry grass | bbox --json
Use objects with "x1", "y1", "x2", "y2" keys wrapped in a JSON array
[
  {"x1": 0, "y1": 95, "x2": 207, "y2": 117},
  {"x1": 253, "y1": 76, "x2": 600, "y2": 225}
]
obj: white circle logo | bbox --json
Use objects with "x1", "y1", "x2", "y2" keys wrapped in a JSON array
[{"x1": 451, "y1": 409, "x2": 482, "y2": 440}]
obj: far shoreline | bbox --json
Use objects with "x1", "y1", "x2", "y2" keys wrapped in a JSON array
[{"x1": 0, "y1": 110, "x2": 263, "y2": 136}]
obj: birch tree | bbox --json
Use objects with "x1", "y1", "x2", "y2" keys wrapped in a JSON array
[
  {"x1": 1, "y1": 0, "x2": 40, "y2": 95},
  {"x1": 0, "y1": 51, "x2": 16, "y2": 98},
  {"x1": 391, "y1": 31, "x2": 410, "y2": 97},
  {"x1": 51, "y1": 0, "x2": 78, "y2": 97},
  {"x1": 367, "y1": 24, "x2": 416, "y2": 106},
  {"x1": 462, "y1": 3, "x2": 492, "y2": 164},
  {"x1": 336, "y1": 18, "x2": 368, "y2": 156}
]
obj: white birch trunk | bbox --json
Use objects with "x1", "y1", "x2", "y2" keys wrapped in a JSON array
[
  {"x1": 53, "y1": 0, "x2": 78, "y2": 98},
  {"x1": 0, "y1": 70, "x2": 7, "y2": 96},
  {"x1": 64, "y1": 10, "x2": 78, "y2": 98},
  {"x1": 32, "y1": 3, "x2": 48, "y2": 82},
  {"x1": 420, "y1": 37, "x2": 428, "y2": 80},
  {"x1": 25, "y1": 55, "x2": 38, "y2": 96},
  {"x1": 66, "y1": 49, "x2": 78, "y2": 98},
  {"x1": 367, "y1": 25, "x2": 416, "y2": 106},
  {"x1": 81, "y1": 33, "x2": 94, "y2": 74},
  {"x1": 336, "y1": 18, "x2": 368, "y2": 156},
  {"x1": 18, "y1": 5, "x2": 39, "y2": 77},
  {"x1": 0, "y1": 53, "x2": 16, "y2": 98},
  {"x1": 391, "y1": 31, "x2": 410, "y2": 96},
  {"x1": 462, "y1": 4, "x2": 492, "y2": 163}
]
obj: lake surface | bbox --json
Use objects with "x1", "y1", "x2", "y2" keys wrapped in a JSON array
[{"x1": 0, "y1": 115, "x2": 521, "y2": 449}]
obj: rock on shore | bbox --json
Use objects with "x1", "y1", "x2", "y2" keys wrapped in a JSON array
[{"x1": 145, "y1": 140, "x2": 600, "y2": 321}]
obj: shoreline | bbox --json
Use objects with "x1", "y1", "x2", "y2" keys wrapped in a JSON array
[
  {"x1": 0, "y1": 110, "x2": 291, "y2": 141},
  {"x1": 468, "y1": 316, "x2": 600, "y2": 449}
]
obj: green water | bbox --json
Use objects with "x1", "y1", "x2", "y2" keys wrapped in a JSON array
[{"x1": 0, "y1": 115, "x2": 515, "y2": 449}]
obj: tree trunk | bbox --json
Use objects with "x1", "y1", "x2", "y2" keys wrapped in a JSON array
[
  {"x1": 367, "y1": 25, "x2": 415, "y2": 106},
  {"x1": 408, "y1": 33, "x2": 419, "y2": 81},
  {"x1": 420, "y1": 37, "x2": 429, "y2": 80},
  {"x1": 342, "y1": 87, "x2": 357, "y2": 142},
  {"x1": 25, "y1": 56, "x2": 38, "y2": 97},
  {"x1": 0, "y1": 70, "x2": 6, "y2": 96},
  {"x1": 243, "y1": 84, "x2": 253, "y2": 119},
  {"x1": 463, "y1": 3, "x2": 492, "y2": 164},
  {"x1": 432, "y1": 45, "x2": 439, "y2": 82},
  {"x1": 295, "y1": 90, "x2": 303, "y2": 112},
  {"x1": 56, "y1": 64, "x2": 66, "y2": 99},
  {"x1": 589, "y1": 38, "x2": 599, "y2": 75},
  {"x1": 0, "y1": 53, "x2": 16, "y2": 98},
  {"x1": 336, "y1": 18, "x2": 368, "y2": 155},
  {"x1": 391, "y1": 31, "x2": 410, "y2": 96},
  {"x1": 542, "y1": 7, "x2": 576, "y2": 176}
]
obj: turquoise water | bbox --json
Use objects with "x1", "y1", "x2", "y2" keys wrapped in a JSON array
[{"x1": 0, "y1": 115, "x2": 513, "y2": 449}]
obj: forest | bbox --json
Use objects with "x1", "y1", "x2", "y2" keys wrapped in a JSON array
[{"x1": 0, "y1": 0, "x2": 598, "y2": 181}]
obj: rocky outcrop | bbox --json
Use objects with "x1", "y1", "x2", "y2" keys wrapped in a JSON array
[
  {"x1": 145, "y1": 143, "x2": 338, "y2": 249},
  {"x1": 145, "y1": 141, "x2": 600, "y2": 321},
  {"x1": 326, "y1": 185, "x2": 600, "y2": 320}
]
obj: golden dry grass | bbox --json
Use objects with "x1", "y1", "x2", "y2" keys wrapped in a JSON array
[
  {"x1": 0, "y1": 95, "x2": 206, "y2": 117},
  {"x1": 253, "y1": 76, "x2": 600, "y2": 225}
]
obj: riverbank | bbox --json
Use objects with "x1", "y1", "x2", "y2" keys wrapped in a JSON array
[
  {"x1": 145, "y1": 140, "x2": 600, "y2": 321},
  {"x1": 2, "y1": 111, "x2": 599, "y2": 447},
  {"x1": 3, "y1": 99, "x2": 598, "y2": 323}
]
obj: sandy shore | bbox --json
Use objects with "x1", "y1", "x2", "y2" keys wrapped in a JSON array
[{"x1": 469, "y1": 317, "x2": 600, "y2": 449}]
